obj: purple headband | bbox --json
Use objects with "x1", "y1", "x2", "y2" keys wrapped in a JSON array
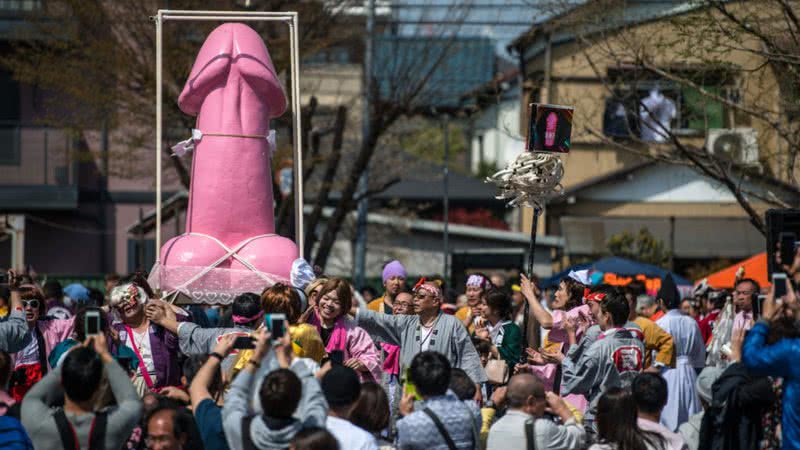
[
  {"x1": 232, "y1": 310, "x2": 265, "y2": 325},
  {"x1": 382, "y1": 260, "x2": 407, "y2": 283}
]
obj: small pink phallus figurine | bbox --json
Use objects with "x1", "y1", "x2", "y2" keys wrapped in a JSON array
[{"x1": 154, "y1": 23, "x2": 298, "y2": 303}]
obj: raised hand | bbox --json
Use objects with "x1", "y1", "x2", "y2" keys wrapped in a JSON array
[
  {"x1": 344, "y1": 358, "x2": 367, "y2": 372},
  {"x1": 526, "y1": 348, "x2": 547, "y2": 365},
  {"x1": 520, "y1": 273, "x2": 537, "y2": 301},
  {"x1": 212, "y1": 333, "x2": 238, "y2": 357}
]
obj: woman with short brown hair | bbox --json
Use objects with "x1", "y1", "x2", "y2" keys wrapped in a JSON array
[{"x1": 305, "y1": 278, "x2": 381, "y2": 381}]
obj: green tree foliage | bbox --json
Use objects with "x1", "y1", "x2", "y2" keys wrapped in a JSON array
[{"x1": 606, "y1": 227, "x2": 671, "y2": 267}]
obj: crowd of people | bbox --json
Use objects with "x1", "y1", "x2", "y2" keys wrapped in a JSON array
[{"x1": 0, "y1": 253, "x2": 797, "y2": 450}]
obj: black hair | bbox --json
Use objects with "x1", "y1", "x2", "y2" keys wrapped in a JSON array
[
  {"x1": 735, "y1": 278, "x2": 761, "y2": 293},
  {"x1": 361, "y1": 286, "x2": 377, "y2": 297},
  {"x1": 558, "y1": 277, "x2": 585, "y2": 310},
  {"x1": 42, "y1": 280, "x2": 63, "y2": 300},
  {"x1": 410, "y1": 351, "x2": 451, "y2": 397},
  {"x1": 0, "y1": 351, "x2": 11, "y2": 387},
  {"x1": 708, "y1": 290, "x2": 727, "y2": 310},
  {"x1": 182, "y1": 354, "x2": 222, "y2": 397},
  {"x1": 62, "y1": 347, "x2": 103, "y2": 402},
  {"x1": 599, "y1": 287, "x2": 630, "y2": 326},
  {"x1": 632, "y1": 373, "x2": 668, "y2": 415},
  {"x1": 144, "y1": 405, "x2": 201, "y2": 448},
  {"x1": 349, "y1": 382, "x2": 390, "y2": 434},
  {"x1": 291, "y1": 426, "x2": 340, "y2": 450},
  {"x1": 625, "y1": 280, "x2": 646, "y2": 299},
  {"x1": 0, "y1": 286, "x2": 9, "y2": 305},
  {"x1": 259, "y1": 368, "x2": 302, "y2": 419},
  {"x1": 473, "y1": 338, "x2": 492, "y2": 356},
  {"x1": 73, "y1": 306, "x2": 109, "y2": 342},
  {"x1": 448, "y1": 368, "x2": 476, "y2": 401},
  {"x1": 596, "y1": 387, "x2": 665, "y2": 450},
  {"x1": 87, "y1": 288, "x2": 105, "y2": 307},
  {"x1": 232, "y1": 292, "x2": 262, "y2": 328},
  {"x1": 485, "y1": 289, "x2": 513, "y2": 320}
]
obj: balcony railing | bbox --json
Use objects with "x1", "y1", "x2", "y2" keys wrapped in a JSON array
[
  {"x1": 0, "y1": 121, "x2": 78, "y2": 209},
  {"x1": 0, "y1": 0, "x2": 42, "y2": 14}
]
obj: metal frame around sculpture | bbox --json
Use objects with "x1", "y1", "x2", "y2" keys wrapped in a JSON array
[{"x1": 152, "y1": 10, "x2": 304, "y2": 271}]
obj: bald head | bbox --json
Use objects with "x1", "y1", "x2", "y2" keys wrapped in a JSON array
[{"x1": 506, "y1": 373, "x2": 544, "y2": 409}]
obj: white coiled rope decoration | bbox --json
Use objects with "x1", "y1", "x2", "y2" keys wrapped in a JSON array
[{"x1": 485, "y1": 151, "x2": 564, "y2": 209}]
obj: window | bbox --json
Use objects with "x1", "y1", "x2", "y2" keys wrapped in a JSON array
[
  {"x1": 604, "y1": 66, "x2": 732, "y2": 140},
  {"x1": 127, "y1": 239, "x2": 155, "y2": 273},
  {"x1": 0, "y1": 0, "x2": 42, "y2": 13},
  {"x1": 0, "y1": 70, "x2": 21, "y2": 165}
]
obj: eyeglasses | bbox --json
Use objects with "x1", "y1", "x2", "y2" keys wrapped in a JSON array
[
  {"x1": 413, "y1": 293, "x2": 434, "y2": 300},
  {"x1": 144, "y1": 435, "x2": 173, "y2": 445},
  {"x1": 22, "y1": 300, "x2": 39, "y2": 309}
]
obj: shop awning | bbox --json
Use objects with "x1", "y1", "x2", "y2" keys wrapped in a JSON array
[{"x1": 704, "y1": 252, "x2": 770, "y2": 289}]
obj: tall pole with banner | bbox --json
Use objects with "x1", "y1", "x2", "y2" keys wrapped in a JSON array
[{"x1": 486, "y1": 102, "x2": 573, "y2": 349}]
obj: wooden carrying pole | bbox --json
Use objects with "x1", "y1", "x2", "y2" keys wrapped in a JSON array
[{"x1": 522, "y1": 207, "x2": 541, "y2": 349}]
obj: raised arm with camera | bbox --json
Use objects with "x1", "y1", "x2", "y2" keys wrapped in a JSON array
[{"x1": 0, "y1": 270, "x2": 28, "y2": 353}]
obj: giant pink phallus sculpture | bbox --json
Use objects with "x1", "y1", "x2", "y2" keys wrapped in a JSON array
[{"x1": 151, "y1": 23, "x2": 298, "y2": 304}]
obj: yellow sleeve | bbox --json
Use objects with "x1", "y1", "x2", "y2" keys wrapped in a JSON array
[
  {"x1": 651, "y1": 322, "x2": 675, "y2": 367},
  {"x1": 456, "y1": 306, "x2": 469, "y2": 321},
  {"x1": 563, "y1": 398, "x2": 583, "y2": 424},
  {"x1": 367, "y1": 298, "x2": 384, "y2": 312},
  {"x1": 480, "y1": 407, "x2": 496, "y2": 447}
]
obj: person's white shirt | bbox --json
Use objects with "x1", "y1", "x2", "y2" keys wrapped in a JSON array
[
  {"x1": 122, "y1": 327, "x2": 157, "y2": 378},
  {"x1": 637, "y1": 417, "x2": 688, "y2": 450},
  {"x1": 326, "y1": 415, "x2": 379, "y2": 450}
]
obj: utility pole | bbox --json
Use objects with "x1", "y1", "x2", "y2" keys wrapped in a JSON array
[
  {"x1": 353, "y1": 0, "x2": 375, "y2": 289},
  {"x1": 442, "y1": 115, "x2": 450, "y2": 283}
]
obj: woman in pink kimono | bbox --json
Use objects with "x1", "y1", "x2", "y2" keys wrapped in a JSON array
[
  {"x1": 518, "y1": 272, "x2": 592, "y2": 412},
  {"x1": 10, "y1": 285, "x2": 73, "y2": 400},
  {"x1": 306, "y1": 278, "x2": 381, "y2": 382}
]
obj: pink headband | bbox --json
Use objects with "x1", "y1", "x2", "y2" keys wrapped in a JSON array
[
  {"x1": 415, "y1": 282, "x2": 442, "y2": 299},
  {"x1": 232, "y1": 310, "x2": 265, "y2": 324}
]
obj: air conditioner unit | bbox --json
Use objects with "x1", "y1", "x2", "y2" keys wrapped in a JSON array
[{"x1": 706, "y1": 128, "x2": 759, "y2": 165}]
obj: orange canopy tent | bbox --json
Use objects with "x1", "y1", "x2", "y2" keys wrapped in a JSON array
[{"x1": 705, "y1": 252, "x2": 771, "y2": 289}]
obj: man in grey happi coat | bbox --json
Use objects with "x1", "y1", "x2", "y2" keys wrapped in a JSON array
[
  {"x1": 552, "y1": 288, "x2": 645, "y2": 431},
  {"x1": 148, "y1": 293, "x2": 264, "y2": 372},
  {"x1": 356, "y1": 281, "x2": 487, "y2": 384}
]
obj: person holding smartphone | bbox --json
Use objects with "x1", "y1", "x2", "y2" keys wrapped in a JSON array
[
  {"x1": 0, "y1": 270, "x2": 27, "y2": 354},
  {"x1": 47, "y1": 306, "x2": 139, "y2": 373},
  {"x1": 146, "y1": 292, "x2": 260, "y2": 375}
]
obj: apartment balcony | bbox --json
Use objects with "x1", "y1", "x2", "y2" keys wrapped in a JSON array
[{"x1": 0, "y1": 121, "x2": 78, "y2": 210}]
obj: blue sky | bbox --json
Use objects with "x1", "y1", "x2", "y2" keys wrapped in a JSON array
[{"x1": 389, "y1": 0, "x2": 569, "y2": 58}]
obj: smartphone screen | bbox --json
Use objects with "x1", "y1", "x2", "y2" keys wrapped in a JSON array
[
  {"x1": 271, "y1": 317, "x2": 286, "y2": 339},
  {"x1": 232, "y1": 336, "x2": 256, "y2": 350},
  {"x1": 330, "y1": 350, "x2": 344, "y2": 365},
  {"x1": 773, "y1": 273, "x2": 788, "y2": 298},
  {"x1": 266, "y1": 313, "x2": 287, "y2": 339},
  {"x1": 85, "y1": 311, "x2": 101, "y2": 336},
  {"x1": 403, "y1": 368, "x2": 422, "y2": 400},
  {"x1": 780, "y1": 232, "x2": 797, "y2": 265}
]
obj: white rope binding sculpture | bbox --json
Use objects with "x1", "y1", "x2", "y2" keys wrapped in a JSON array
[{"x1": 485, "y1": 151, "x2": 565, "y2": 209}]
